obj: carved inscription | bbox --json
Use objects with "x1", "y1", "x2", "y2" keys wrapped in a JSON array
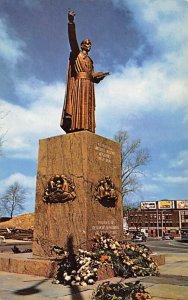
[
  {"x1": 95, "y1": 142, "x2": 115, "y2": 164},
  {"x1": 43, "y1": 175, "x2": 76, "y2": 203},
  {"x1": 91, "y1": 220, "x2": 120, "y2": 237}
]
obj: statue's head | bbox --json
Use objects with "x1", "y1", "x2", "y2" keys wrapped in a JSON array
[{"x1": 81, "y1": 39, "x2": 92, "y2": 53}]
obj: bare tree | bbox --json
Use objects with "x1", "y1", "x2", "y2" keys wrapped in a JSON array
[
  {"x1": 0, "y1": 182, "x2": 26, "y2": 218},
  {"x1": 114, "y1": 130, "x2": 151, "y2": 203}
]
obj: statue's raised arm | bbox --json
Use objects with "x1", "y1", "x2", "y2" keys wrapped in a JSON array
[
  {"x1": 68, "y1": 11, "x2": 79, "y2": 55},
  {"x1": 60, "y1": 10, "x2": 110, "y2": 134},
  {"x1": 68, "y1": 10, "x2": 75, "y2": 24}
]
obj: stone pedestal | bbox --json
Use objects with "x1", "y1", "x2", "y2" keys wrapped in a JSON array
[{"x1": 33, "y1": 131, "x2": 123, "y2": 257}]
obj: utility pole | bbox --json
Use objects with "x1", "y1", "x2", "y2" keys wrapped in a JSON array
[
  {"x1": 156, "y1": 202, "x2": 159, "y2": 238},
  {"x1": 179, "y1": 210, "x2": 182, "y2": 238},
  {"x1": 161, "y1": 210, "x2": 164, "y2": 238}
]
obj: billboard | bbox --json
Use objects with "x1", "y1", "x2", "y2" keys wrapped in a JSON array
[
  {"x1": 176, "y1": 201, "x2": 188, "y2": 209},
  {"x1": 158, "y1": 200, "x2": 174, "y2": 209},
  {"x1": 141, "y1": 201, "x2": 156, "y2": 210}
]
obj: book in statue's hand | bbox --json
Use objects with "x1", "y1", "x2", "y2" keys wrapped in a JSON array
[{"x1": 93, "y1": 72, "x2": 110, "y2": 79}]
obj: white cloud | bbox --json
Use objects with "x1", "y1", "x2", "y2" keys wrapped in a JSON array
[
  {"x1": 98, "y1": 0, "x2": 188, "y2": 134},
  {"x1": 169, "y1": 150, "x2": 188, "y2": 169},
  {"x1": 0, "y1": 18, "x2": 25, "y2": 65},
  {"x1": 0, "y1": 80, "x2": 65, "y2": 159},
  {"x1": 142, "y1": 183, "x2": 160, "y2": 193},
  {"x1": 153, "y1": 174, "x2": 188, "y2": 184},
  {"x1": 0, "y1": 173, "x2": 36, "y2": 193},
  {"x1": 113, "y1": 0, "x2": 188, "y2": 53},
  {"x1": 96, "y1": 60, "x2": 188, "y2": 134}
]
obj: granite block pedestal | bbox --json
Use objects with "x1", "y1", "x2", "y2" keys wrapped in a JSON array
[{"x1": 33, "y1": 131, "x2": 123, "y2": 257}]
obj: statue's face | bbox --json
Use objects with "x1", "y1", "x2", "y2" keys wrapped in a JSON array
[{"x1": 81, "y1": 39, "x2": 92, "y2": 52}]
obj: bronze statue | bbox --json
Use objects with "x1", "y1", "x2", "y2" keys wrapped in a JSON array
[{"x1": 60, "y1": 10, "x2": 109, "y2": 133}]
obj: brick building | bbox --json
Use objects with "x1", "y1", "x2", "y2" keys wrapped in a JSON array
[{"x1": 126, "y1": 200, "x2": 188, "y2": 237}]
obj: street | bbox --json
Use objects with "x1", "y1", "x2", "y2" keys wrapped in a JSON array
[
  {"x1": 1, "y1": 238, "x2": 188, "y2": 254},
  {"x1": 144, "y1": 238, "x2": 188, "y2": 253}
]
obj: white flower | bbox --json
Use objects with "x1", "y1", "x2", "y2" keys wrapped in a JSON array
[
  {"x1": 88, "y1": 279, "x2": 94, "y2": 284},
  {"x1": 75, "y1": 275, "x2": 81, "y2": 282},
  {"x1": 80, "y1": 281, "x2": 87, "y2": 286},
  {"x1": 64, "y1": 275, "x2": 71, "y2": 281}
]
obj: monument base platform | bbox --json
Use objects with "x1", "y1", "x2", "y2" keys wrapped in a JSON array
[
  {"x1": 0, "y1": 252, "x2": 58, "y2": 278},
  {"x1": 0, "y1": 252, "x2": 114, "y2": 280},
  {"x1": 0, "y1": 252, "x2": 165, "y2": 278}
]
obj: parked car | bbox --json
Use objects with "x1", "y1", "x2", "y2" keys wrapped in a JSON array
[
  {"x1": 162, "y1": 233, "x2": 174, "y2": 240},
  {"x1": 132, "y1": 232, "x2": 147, "y2": 242}
]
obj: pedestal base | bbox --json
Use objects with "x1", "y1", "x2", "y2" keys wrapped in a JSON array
[
  {"x1": 0, "y1": 252, "x2": 58, "y2": 277},
  {"x1": 0, "y1": 252, "x2": 165, "y2": 278},
  {"x1": 33, "y1": 131, "x2": 123, "y2": 257}
]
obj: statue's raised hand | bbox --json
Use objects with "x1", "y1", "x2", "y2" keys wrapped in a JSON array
[{"x1": 68, "y1": 10, "x2": 75, "y2": 23}]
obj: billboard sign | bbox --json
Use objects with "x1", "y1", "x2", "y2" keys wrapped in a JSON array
[
  {"x1": 158, "y1": 200, "x2": 174, "y2": 209},
  {"x1": 176, "y1": 201, "x2": 188, "y2": 209},
  {"x1": 141, "y1": 201, "x2": 156, "y2": 210}
]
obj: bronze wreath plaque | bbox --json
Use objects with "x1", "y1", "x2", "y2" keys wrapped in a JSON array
[
  {"x1": 94, "y1": 176, "x2": 118, "y2": 203},
  {"x1": 43, "y1": 174, "x2": 76, "y2": 203}
]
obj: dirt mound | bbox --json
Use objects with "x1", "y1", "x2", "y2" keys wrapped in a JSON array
[{"x1": 0, "y1": 213, "x2": 34, "y2": 230}]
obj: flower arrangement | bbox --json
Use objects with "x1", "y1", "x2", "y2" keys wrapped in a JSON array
[
  {"x1": 54, "y1": 249, "x2": 101, "y2": 286},
  {"x1": 53, "y1": 233, "x2": 159, "y2": 287},
  {"x1": 92, "y1": 233, "x2": 159, "y2": 278},
  {"x1": 91, "y1": 280, "x2": 151, "y2": 300}
]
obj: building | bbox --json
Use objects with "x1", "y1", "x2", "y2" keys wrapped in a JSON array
[{"x1": 127, "y1": 200, "x2": 188, "y2": 237}]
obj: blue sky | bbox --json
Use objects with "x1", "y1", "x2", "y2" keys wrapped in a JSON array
[{"x1": 0, "y1": 0, "x2": 187, "y2": 213}]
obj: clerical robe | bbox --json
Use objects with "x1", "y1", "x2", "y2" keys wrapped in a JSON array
[{"x1": 60, "y1": 23, "x2": 95, "y2": 133}]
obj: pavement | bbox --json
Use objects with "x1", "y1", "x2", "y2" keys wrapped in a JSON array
[{"x1": 0, "y1": 243, "x2": 188, "y2": 299}]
